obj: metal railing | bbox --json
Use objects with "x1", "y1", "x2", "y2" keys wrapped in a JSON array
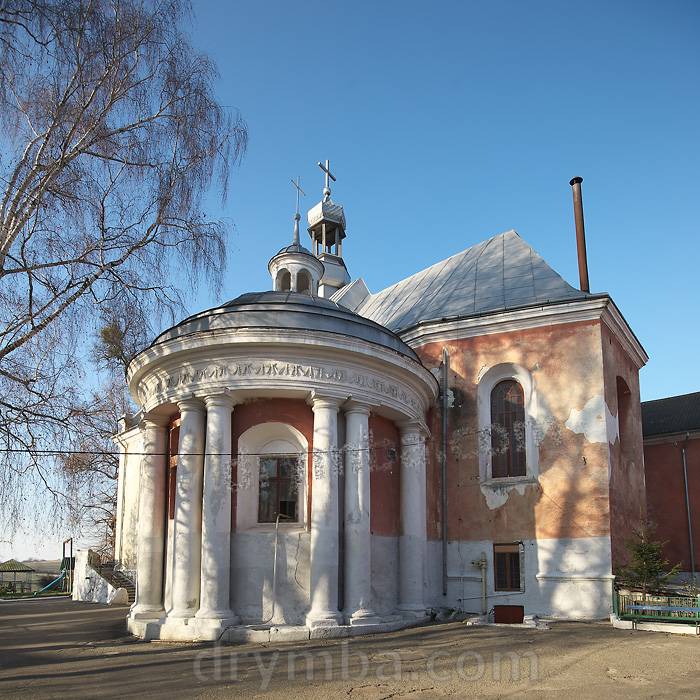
[{"x1": 615, "y1": 591, "x2": 700, "y2": 624}]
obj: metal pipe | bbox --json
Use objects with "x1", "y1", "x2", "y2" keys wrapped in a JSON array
[
  {"x1": 681, "y1": 437, "x2": 696, "y2": 583},
  {"x1": 470, "y1": 552, "x2": 488, "y2": 615},
  {"x1": 569, "y1": 176, "x2": 590, "y2": 293},
  {"x1": 441, "y1": 347, "x2": 449, "y2": 597}
]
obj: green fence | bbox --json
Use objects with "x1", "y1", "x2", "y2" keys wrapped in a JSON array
[{"x1": 615, "y1": 591, "x2": 700, "y2": 624}]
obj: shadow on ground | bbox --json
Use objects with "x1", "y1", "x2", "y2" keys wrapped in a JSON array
[{"x1": 0, "y1": 598, "x2": 697, "y2": 699}]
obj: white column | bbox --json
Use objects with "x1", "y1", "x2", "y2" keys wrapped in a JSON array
[
  {"x1": 196, "y1": 393, "x2": 237, "y2": 627},
  {"x1": 169, "y1": 396, "x2": 206, "y2": 620},
  {"x1": 344, "y1": 403, "x2": 379, "y2": 624},
  {"x1": 306, "y1": 395, "x2": 342, "y2": 628},
  {"x1": 131, "y1": 414, "x2": 169, "y2": 619},
  {"x1": 398, "y1": 421, "x2": 427, "y2": 617}
]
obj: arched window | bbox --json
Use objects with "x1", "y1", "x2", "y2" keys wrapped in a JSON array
[
  {"x1": 490, "y1": 379, "x2": 526, "y2": 478},
  {"x1": 275, "y1": 269, "x2": 291, "y2": 292},
  {"x1": 236, "y1": 423, "x2": 307, "y2": 530},
  {"x1": 297, "y1": 270, "x2": 311, "y2": 295}
]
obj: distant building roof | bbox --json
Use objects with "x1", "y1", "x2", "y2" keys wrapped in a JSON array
[
  {"x1": 357, "y1": 229, "x2": 596, "y2": 333},
  {"x1": 642, "y1": 391, "x2": 700, "y2": 438},
  {"x1": 0, "y1": 559, "x2": 35, "y2": 573}
]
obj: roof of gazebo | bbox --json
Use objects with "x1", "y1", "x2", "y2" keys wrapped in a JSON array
[{"x1": 0, "y1": 559, "x2": 35, "y2": 573}]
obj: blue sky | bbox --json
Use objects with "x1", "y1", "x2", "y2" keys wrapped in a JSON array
[
  {"x1": 6, "y1": 0, "x2": 698, "y2": 561},
  {"x1": 188, "y1": 0, "x2": 698, "y2": 403}
]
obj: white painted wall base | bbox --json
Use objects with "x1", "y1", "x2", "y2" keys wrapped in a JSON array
[
  {"x1": 231, "y1": 529, "x2": 311, "y2": 625},
  {"x1": 425, "y1": 536, "x2": 614, "y2": 619},
  {"x1": 610, "y1": 614, "x2": 700, "y2": 636}
]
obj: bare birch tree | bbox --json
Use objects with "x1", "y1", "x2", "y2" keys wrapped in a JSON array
[{"x1": 0, "y1": 0, "x2": 246, "y2": 538}]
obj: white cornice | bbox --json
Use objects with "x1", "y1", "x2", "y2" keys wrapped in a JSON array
[
  {"x1": 599, "y1": 300, "x2": 649, "y2": 369},
  {"x1": 127, "y1": 326, "x2": 439, "y2": 420},
  {"x1": 398, "y1": 297, "x2": 648, "y2": 369}
]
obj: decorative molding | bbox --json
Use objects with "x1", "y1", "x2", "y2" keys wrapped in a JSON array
[
  {"x1": 135, "y1": 354, "x2": 430, "y2": 423},
  {"x1": 599, "y1": 301, "x2": 649, "y2": 369},
  {"x1": 128, "y1": 327, "x2": 438, "y2": 415},
  {"x1": 535, "y1": 573, "x2": 615, "y2": 582},
  {"x1": 398, "y1": 297, "x2": 648, "y2": 369}
]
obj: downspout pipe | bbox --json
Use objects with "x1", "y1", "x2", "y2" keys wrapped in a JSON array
[
  {"x1": 441, "y1": 347, "x2": 449, "y2": 597},
  {"x1": 680, "y1": 435, "x2": 696, "y2": 584}
]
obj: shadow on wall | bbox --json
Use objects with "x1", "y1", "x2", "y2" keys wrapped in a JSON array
[
  {"x1": 231, "y1": 530, "x2": 310, "y2": 625},
  {"x1": 423, "y1": 324, "x2": 615, "y2": 619}
]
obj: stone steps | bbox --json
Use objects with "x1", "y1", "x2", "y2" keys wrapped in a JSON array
[{"x1": 97, "y1": 561, "x2": 136, "y2": 603}]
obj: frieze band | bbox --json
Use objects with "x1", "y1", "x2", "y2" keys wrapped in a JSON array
[{"x1": 139, "y1": 360, "x2": 421, "y2": 411}]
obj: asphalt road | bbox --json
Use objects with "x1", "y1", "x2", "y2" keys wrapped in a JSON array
[{"x1": 1, "y1": 598, "x2": 698, "y2": 699}]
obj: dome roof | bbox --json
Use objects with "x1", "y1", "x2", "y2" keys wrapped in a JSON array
[
  {"x1": 274, "y1": 242, "x2": 313, "y2": 256},
  {"x1": 152, "y1": 291, "x2": 419, "y2": 360}
]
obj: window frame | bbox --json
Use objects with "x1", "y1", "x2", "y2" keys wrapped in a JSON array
[
  {"x1": 476, "y1": 362, "x2": 540, "y2": 486},
  {"x1": 235, "y1": 423, "x2": 308, "y2": 531},
  {"x1": 257, "y1": 454, "x2": 300, "y2": 524},
  {"x1": 493, "y1": 542, "x2": 524, "y2": 592},
  {"x1": 490, "y1": 379, "x2": 527, "y2": 478}
]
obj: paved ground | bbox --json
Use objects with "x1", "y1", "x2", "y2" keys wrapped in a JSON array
[{"x1": 1, "y1": 598, "x2": 698, "y2": 699}]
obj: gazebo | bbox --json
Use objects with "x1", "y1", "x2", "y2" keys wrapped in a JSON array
[{"x1": 0, "y1": 559, "x2": 36, "y2": 594}]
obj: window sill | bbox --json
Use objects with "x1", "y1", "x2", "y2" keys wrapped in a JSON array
[{"x1": 482, "y1": 476, "x2": 538, "y2": 489}]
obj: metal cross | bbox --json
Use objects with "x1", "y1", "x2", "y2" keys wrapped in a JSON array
[
  {"x1": 290, "y1": 176, "x2": 305, "y2": 216},
  {"x1": 317, "y1": 159, "x2": 336, "y2": 200}
]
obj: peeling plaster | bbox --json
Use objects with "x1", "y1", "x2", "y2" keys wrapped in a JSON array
[
  {"x1": 480, "y1": 481, "x2": 530, "y2": 510},
  {"x1": 565, "y1": 395, "x2": 618, "y2": 445}
]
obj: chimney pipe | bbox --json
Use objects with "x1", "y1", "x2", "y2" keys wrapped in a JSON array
[{"x1": 569, "y1": 176, "x2": 590, "y2": 293}]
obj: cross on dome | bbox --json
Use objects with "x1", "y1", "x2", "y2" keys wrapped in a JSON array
[{"x1": 317, "y1": 159, "x2": 336, "y2": 201}]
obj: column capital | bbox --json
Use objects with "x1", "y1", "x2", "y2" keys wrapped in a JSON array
[
  {"x1": 398, "y1": 419, "x2": 428, "y2": 439},
  {"x1": 343, "y1": 400, "x2": 371, "y2": 417},
  {"x1": 203, "y1": 391, "x2": 237, "y2": 410},
  {"x1": 309, "y1": 391, "x2": 344, "y2": 412},
  {"x1": 140, "y1": 412, "x2": 170, "y2": 430},
  {"x1": 176, "y1": 394, "x2": 206, "y2": 413}
]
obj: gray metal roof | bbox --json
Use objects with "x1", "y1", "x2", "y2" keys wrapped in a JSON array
[
  {"x1": 357, "y1": 229, "x2": 592, "y2": 332},
  {"x1": 642, "y1": 392, "x2": 700, "y2": 437},
  {"x1": 275, "y1": 242, "x2": 313, "y2": 256},
  {"x1": 153, "y1": 291, "x2": 419, "y2": 361}
]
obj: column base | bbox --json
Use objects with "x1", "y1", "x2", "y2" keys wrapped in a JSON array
[
  {"x1": 194, "y1": 610, "x2": 240, "y2": 634},
  {"x1": 347, "y1": 608, "x2": 382, "y2": 626},
  {"x1": 305, "y1": 610, "x2": 343, "y2": 629},
  {"x1": 167, "y1": 607, "x2": 197, "y2": 620},
  {"x1": 129, "y1": 605, "x2": 164, "y2": 621},
  {"x1": 397, "y1": 603, "x2": 428, "y2": 620}
]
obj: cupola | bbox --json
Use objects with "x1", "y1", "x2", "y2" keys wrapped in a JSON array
[
  {"x1": 307, "y1": 160, "x2": 351, "y2": 298},
  {"x1": 268, "y1": 177, "x2": 324, "y2": 295}
]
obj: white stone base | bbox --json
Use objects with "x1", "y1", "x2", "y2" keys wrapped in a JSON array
[
  {"x1": 610, "y1": 614, "x2": 700, "y2": 636},
  {"x1": 128, "y1": 614, "x2": 429, "y2": 644},
  {"x1": 347, "y1": 610, "x2": 382, "y2": 626},
  {"x1": 128, "y1": 615, "x2": 240, "y2": 642}
]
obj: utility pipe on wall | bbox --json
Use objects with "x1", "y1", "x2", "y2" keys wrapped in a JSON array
[
  {"x1": 680, "y1": 436, "x2": 696, "y2": 583},
  {"x1": 471, "y1": 552, "x2": 488, "y2": 615},
  {"x1": 441, "y1": 347, "x2": 450, "y2": 597}
]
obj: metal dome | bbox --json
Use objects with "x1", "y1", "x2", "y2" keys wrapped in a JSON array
[
  {"x1": 152, "y1": 291, "x2": 419, "y2": 360},
  {"x1": 274, "y1": 243, "x2": 313, "y2": 256}
]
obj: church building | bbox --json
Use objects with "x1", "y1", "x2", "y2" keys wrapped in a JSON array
[{"x1": 114, "y1": 164, "x2": 647, "y2": 642}]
